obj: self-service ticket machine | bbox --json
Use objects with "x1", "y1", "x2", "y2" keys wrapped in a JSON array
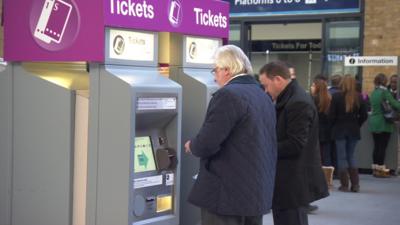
[
  {"x1": 0, "y1": 28, "x2": 182, "y2": 225},
  {"x1": 0, "y1": 60, "x2": 12, "y2": 225},
  {"x1": 87, "y1": 28, "x2": 182, "y2": 225},
  {"x1": 169, "y1": 34, "x2": 222, "y2": 225},
  {"x1": 3, "y1": 0, "x2": 228, "y2": 224},
  {"x1": 0, "y1": 61, "x2": 90, "y2": 225}
]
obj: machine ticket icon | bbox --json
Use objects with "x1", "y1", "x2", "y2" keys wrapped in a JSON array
[
  {"x1": 168, "y1": 0, "x2": 182, "y2": 27},
  {"x1": 138, "y1": 151, "x2": 149, "y2": 169},
  {"x1": 34, "y1": 0, "x2": 72, "y2": 44}
]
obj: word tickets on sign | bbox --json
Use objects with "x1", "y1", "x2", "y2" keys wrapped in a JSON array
[{"x1": 110, "y1": 0, "x2": 155, "y2": 19}]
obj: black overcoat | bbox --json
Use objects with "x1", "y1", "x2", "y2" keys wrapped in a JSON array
[
  {"x1": 329, "y1": 92, "x2": 368, "y2": 140},
  {"x1": 188, "y1": 75, "x2": 277, "y2": 216},
  {"x1": 273, "y1": 80, "x2": 329, "y2": 210}
]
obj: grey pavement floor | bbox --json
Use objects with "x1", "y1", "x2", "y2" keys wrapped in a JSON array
[{"x1": 263, "y1": 174, "x2": 400, "y2": 225}]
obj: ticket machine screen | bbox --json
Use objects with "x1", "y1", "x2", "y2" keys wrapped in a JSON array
[{"x1": 134, "y1": 136, "x2": 157, "y2": 173}]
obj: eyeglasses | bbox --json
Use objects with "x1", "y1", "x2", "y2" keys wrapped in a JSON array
[
  {"x1": 211, "y1": 67, "x2": 225, "y2": 75},
  {"x1": 211, "y1": 67, "x2": 218, "y2": 75}
]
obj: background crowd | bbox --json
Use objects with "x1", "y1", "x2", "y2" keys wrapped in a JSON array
[{"x1": 184, "y1": 45, "x2": 399, "y2": 225}]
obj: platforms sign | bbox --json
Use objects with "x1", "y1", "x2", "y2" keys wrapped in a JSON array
[{"x1": 227, "y1": 0, "x2": 360, "y2": 17}]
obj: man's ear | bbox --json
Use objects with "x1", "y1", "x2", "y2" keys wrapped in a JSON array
[
  {"x1": 274, "y1": 75, "x2": 285, "y2": 82},
  {"x1": 224, "y1": 68, "x2": 232, "y2": 77}
]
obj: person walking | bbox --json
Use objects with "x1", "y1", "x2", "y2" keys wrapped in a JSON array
[
  {"x1": 329, "y1": 75, "x2": 368, "y2": 192},
  {"x1": 259, "y1": 61, "x2": 328, "y2": 225},
  {"x1": 184, "y1": 45, "x2": 277, "y2": 225},
  {"x1": 369, "y1": 73, "x2": 400, "y2": 177}
]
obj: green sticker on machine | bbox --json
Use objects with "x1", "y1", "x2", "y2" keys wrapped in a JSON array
[{"x1": 134, "y1": 136, "x2": 157, "y2": 173}]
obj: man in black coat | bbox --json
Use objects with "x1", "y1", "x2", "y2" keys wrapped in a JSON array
[
  {"x1": 184, "y1": 45, "x2": 277, "y2": 225},
  {"x1": 259, "y1": 61, "x2": 329, "y2": 225}
]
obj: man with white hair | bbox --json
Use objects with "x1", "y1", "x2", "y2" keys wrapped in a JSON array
[{"x1": 184, "y1": 45, "x2": 277, "y2": 225}]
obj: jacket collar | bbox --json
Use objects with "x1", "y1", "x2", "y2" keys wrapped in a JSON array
[
  {"x1": 226, "y1": 74, "x2": 258, "y2": 86},
  {"x1": 275, "y1": 79, "x2": 297, "y2": 110}
]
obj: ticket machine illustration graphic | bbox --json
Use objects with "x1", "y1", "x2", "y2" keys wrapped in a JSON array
[{"x1": 34, "y1": 0, "x2": 72, "y2": 44}]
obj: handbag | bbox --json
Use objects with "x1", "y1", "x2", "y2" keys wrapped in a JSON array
[{"x1": 381, "y1": 100, "x2": 400, "y2": 122}]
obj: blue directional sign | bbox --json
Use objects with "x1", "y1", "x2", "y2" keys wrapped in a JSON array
[{"x1": 226, "y1": 0, "x2": 360, "y2": 17}]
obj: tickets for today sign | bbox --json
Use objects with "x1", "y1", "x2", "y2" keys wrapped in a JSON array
[{"x1": 4, "y1": 0, "x2": 229, "y2": 62}]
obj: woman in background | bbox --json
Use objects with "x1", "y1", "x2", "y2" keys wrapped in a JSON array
[
  {"x1": 310, "y1": 77, "x2": 334, "y2": 188},
  {"x1": 369, "y1": 73, "x2": 400, "y2": 177},
  {"x1": 329, "y1": 75, "x2": 368, "y2": 192}
]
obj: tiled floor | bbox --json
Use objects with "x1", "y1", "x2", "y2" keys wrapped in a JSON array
[{"x1": 263, "y1": 175, "x2": 400, "y2": 225}]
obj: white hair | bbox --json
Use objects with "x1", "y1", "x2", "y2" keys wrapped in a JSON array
[{"x1": 213, "y1": 45, "x2": 253, "y2": 76}]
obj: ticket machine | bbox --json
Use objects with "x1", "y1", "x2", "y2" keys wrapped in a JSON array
[
  {"x1": 169, "y1": 34, "x2": 221, "y2": 225},
  {"x1": 0, "y1": 61, "x2": 89, "y2": 225},
  {"x1": 87, "y1": 28, "x2": 182, "y2": 225},
  {"x1": 3, "y1": 0, "x2": 228, "y2": 223},
  {"x1": 0, "y1": 60, "x2": 12, "y2": 225}
]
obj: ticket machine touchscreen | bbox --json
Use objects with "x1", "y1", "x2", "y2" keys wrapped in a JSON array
[{"x1": 134, "y1": 136, "x2": 157, "y2": 173}]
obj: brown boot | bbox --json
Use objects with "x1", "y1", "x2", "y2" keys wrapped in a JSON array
[
  {"x1": 322, "y1": 166, "x2": 335, "y2": 189},
  {"x1": 338, "y1": 169, "x2": 349, "y2": 192},
  {"x1": 348, "y1": 168, "x2": 360, "y2": 192},
  {"x1": 374, "y1": 165, "x2": 391, "y2": 178}
]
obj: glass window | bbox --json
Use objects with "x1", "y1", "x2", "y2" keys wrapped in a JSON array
[
  {"x1": 250, "y1": 23, "x2": 323, "y2": 90},
  {"x1": 229, "y1": 23, "x2": 241, "y2": 46},
  {"x1": 323, "y1": 20, "x2": 361, "y2": 77}
]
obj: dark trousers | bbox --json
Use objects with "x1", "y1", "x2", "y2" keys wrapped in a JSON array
[
  {"x1": 372, "y1": 132, "x2": 391, "y2": 165},
  {"x1": 330, "y1": 141, "x2": 338, "y2": 176},
  {"x1": 201, "y1": 208, "x2": 263, "y2": 225},
  {"x1": 272, "y1": 207, "x2": 309, "y2": 225},
  {"x1": 321, "y1": 141, "x2": 333, "y2": 166}
]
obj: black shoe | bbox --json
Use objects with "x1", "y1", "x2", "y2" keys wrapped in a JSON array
[{"x1": 306, "y1": 204, "x2": 319, "y2": 214}]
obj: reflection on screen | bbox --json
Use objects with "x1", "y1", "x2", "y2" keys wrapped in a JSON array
[{"x1": 134, "y1": 136, "x2": 157, "y2": 173}]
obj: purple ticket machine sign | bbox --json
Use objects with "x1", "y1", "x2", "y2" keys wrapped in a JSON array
[
  {"x1": 5, "y1": 0, "x2": 103, "y2": 61},
  {"x1": 104, "y1": 0, "x2": 230, "y2": 39},
  {"x1": 4, "y1": 0, "x2": 229, "y2": 62}
]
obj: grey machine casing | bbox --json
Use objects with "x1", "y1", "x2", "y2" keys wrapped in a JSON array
[
  {"x1": 86, "y1": 30, "x2": 182, "y2": 225},
  {"x1": 169, "y1": 34, "x2": 220, "y2": 225}
]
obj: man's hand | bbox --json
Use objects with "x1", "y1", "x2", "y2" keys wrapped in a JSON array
[{"x1": 184, "y1": 140, "x2": 192, "y2": 154}]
